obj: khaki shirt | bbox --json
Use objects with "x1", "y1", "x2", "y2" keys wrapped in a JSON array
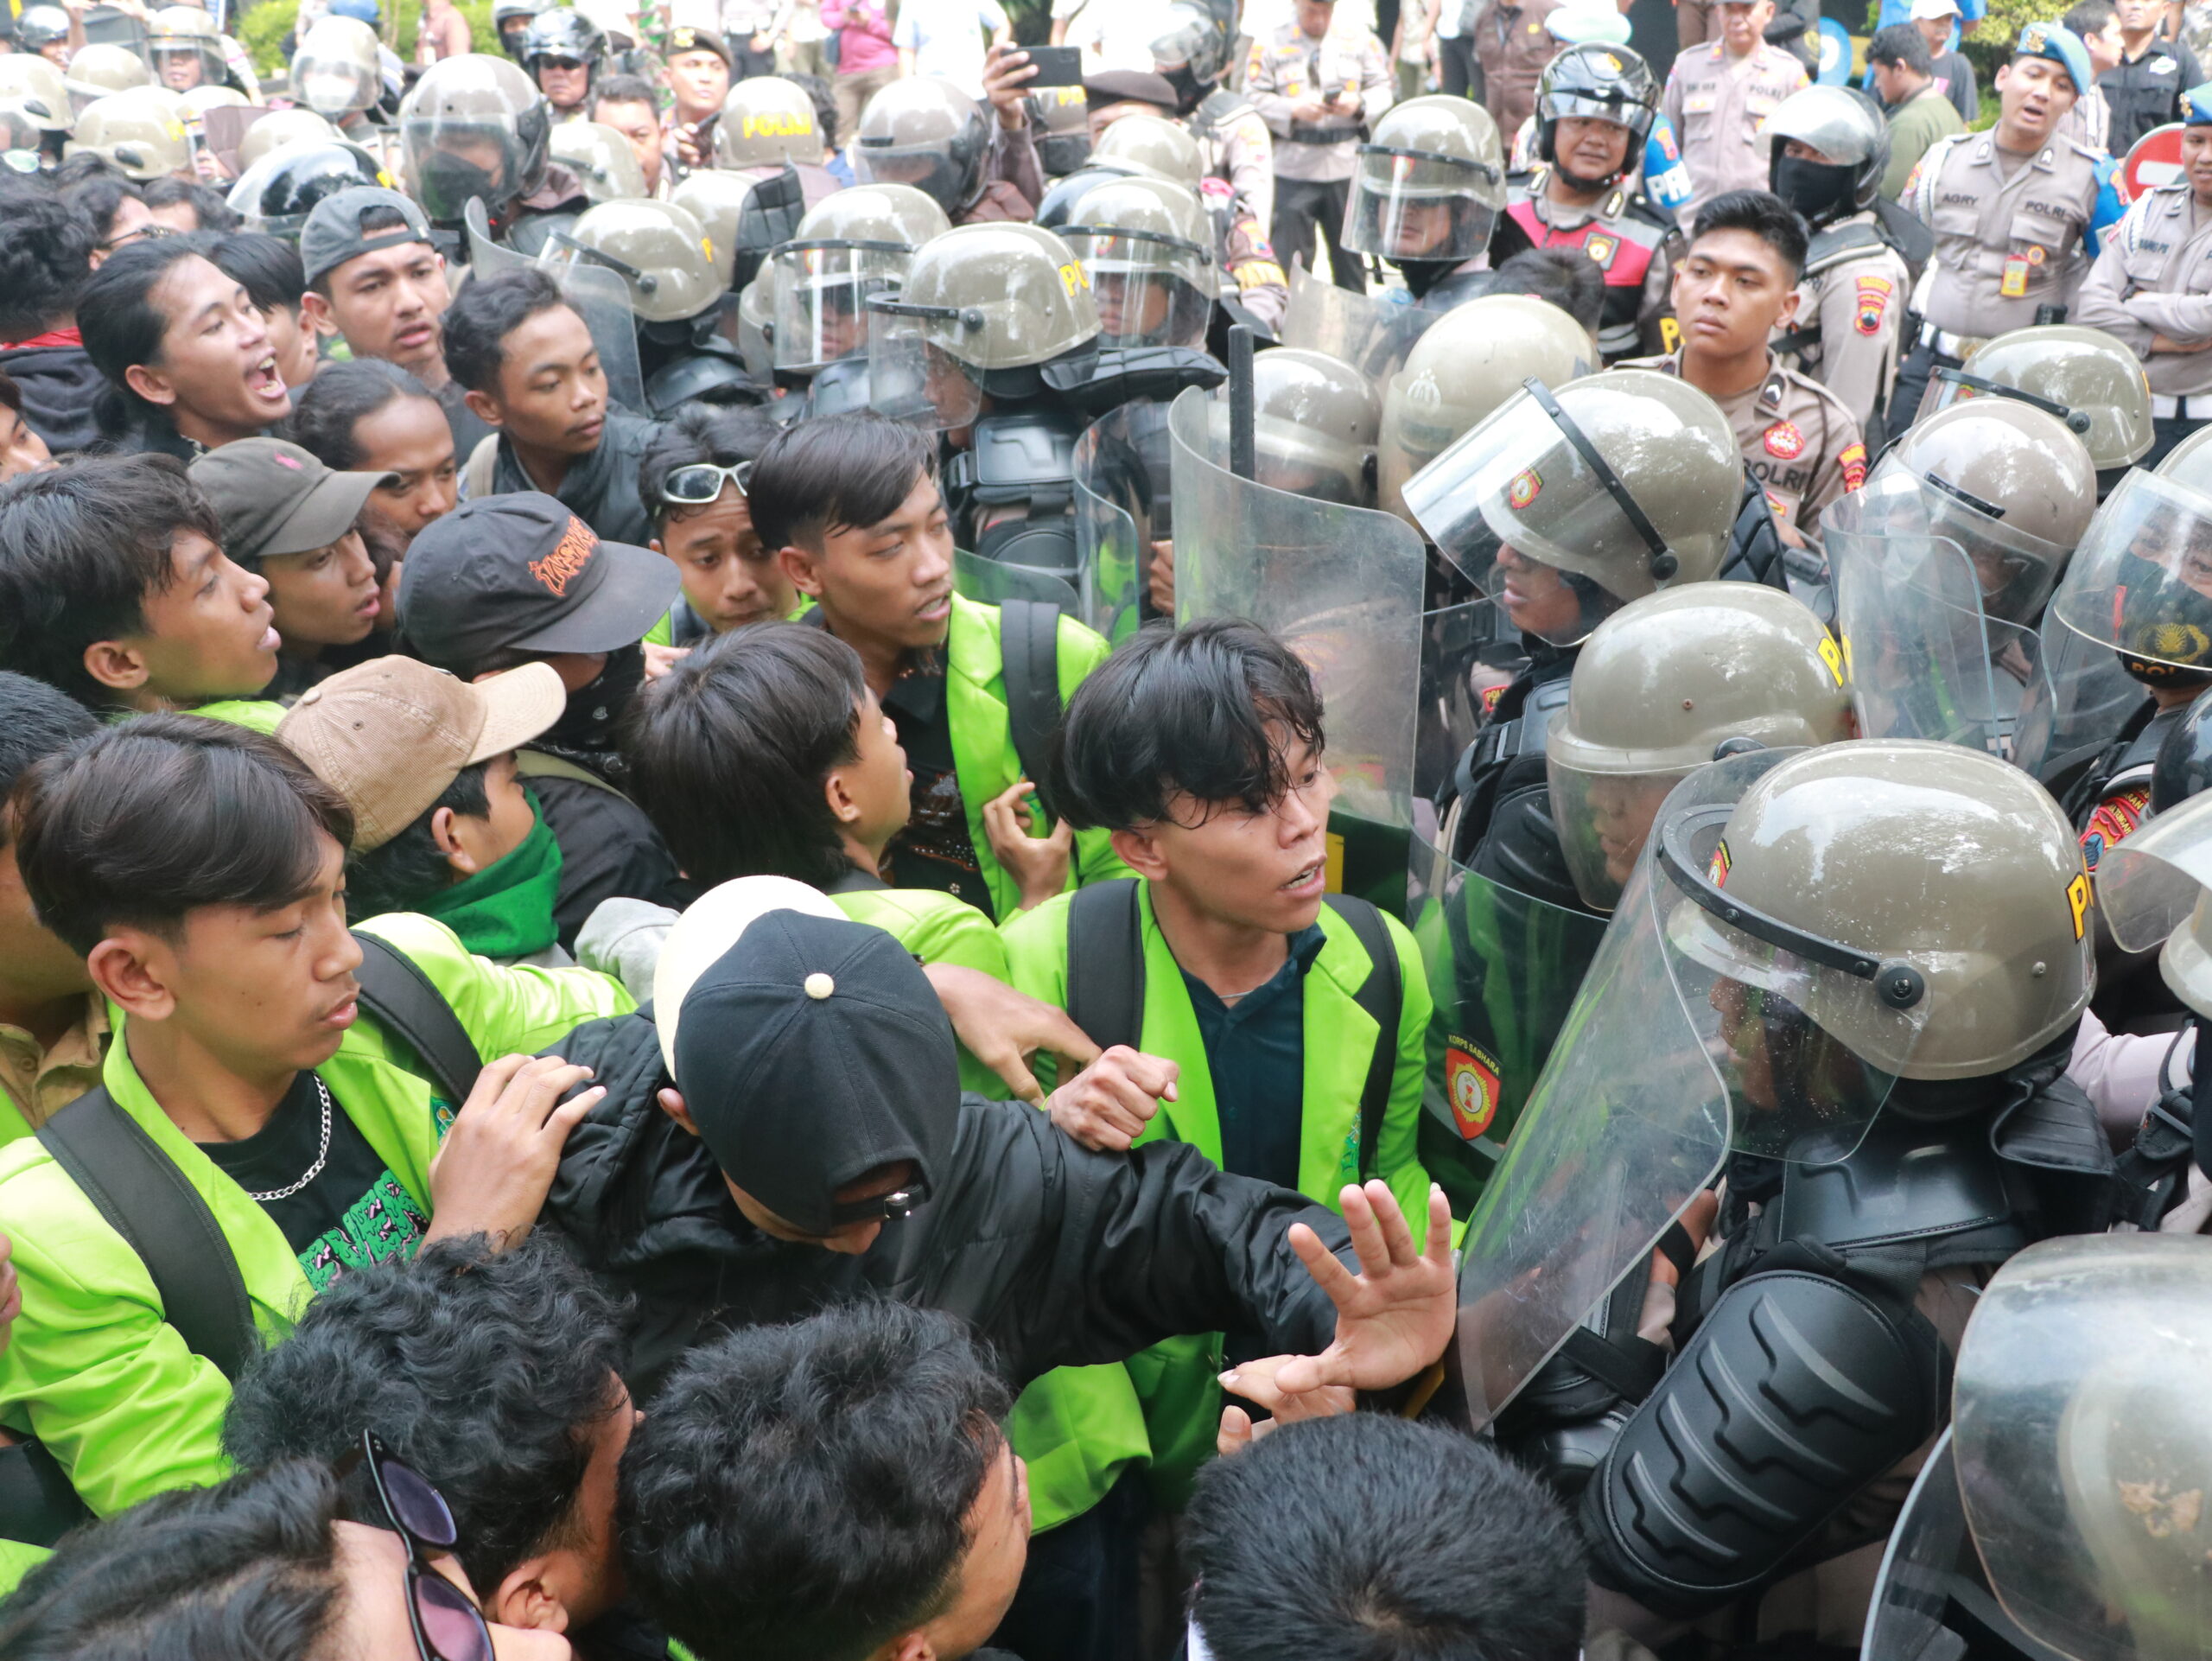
[
  {"x1": 0, "y1": 996, "x2": 108, "y2": 1137},
  {"x1": 1245, "y1": 22, "x2": 1395, "y2": 183},
  {"x1": 1904, "y1": 130, "x2": 2110, "y2": 340},
  {"x1": 1471, "y1": 0, "x2": 1562, "y2": 139},
  {"x1": 1781, "y1": 213, "x2": 1911, "y2": 434},
  {"x1": 1191, "y1": 91, "x2": 1278, "y2": 241},
  {"x1": 1658, "y1": 41, "x2": 1808, "y2": 223},
  {"x1": 2075, "y1": 181, "x2": 2212, "y2": 397},
  {"x1": 1620, "y1": 348, "x2": 1866, "y2": 536}
]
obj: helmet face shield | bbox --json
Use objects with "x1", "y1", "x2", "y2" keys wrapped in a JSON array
[
  {"x1": 2050, "y1": 468, "x2": 2212, "y2": 677},
  {"x1": 868, "y1": 301, "x2": 982, "y2": 430},
  {"x1": 1342, "y1": 143, "x2": 1502, "y2": 261},
  {"x1": 772, "y1": 239, "x2": 909, "y2": 372},
  {"x1": 1402, "y1": 383, "x2": 1677, "y2": 646},
  {"x1": 1064, "y1": 226, "x2": 1210, "y2": 349},
  {"x1": 1548, "y1": 752, "x2": 1694, "y2": 913},
  {"x1": 852, "y1": 143, "x2": 967, "y2": 212},
  {"x1": 1856, "y1": 455, "x2": 2071, "y2": 627}
]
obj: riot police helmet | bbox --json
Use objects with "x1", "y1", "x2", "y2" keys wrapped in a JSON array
[
  {"x1": 851, "y1": 76, "x2": 992, "y2": 213},
  {"x1": 1090, "y1": 111, "x2": 1204, "y2": 188},
  {"x1": 228, "y1": 140, "x2": 390, "y2": 239},
  {"x1": 1533, "y1": 41, "x2": 1658, "y2": 188},
  {"x1": 147, "y1": 6, "x2": 226, "y2": 91},
  {"x1": 1765, "y1": 84, "x2": 1889, "y2": 227},
  {"x1": 397, "y1": 53, "x2": 552, "y2": 226},
  {"x1": 238, "y1": 107, "x2": 345, "y2": 170},
  {"x1": 769, "y1": 182, "x2": 951, "y2": 374},
  {"x1": 1923, "y1": 324, "x2": 2155, "y2": 472},
  {"x1": 550, "y1": 118, "x2": 648, "y2": 202},
  {"x1": 715, "y1": 74, "x2": 819, "y2": 169},
  {"x1": 1061, "y1": 175, "x2": 1213, "y2": 349},
  {"x1": 0, "y1": 54, "x2": 73, "y2": 130},
  {"x1": 555, "y1": 197, "x2": 721, "y2": 325},
  {"x1": 291, "y1": 16, "x2": 385, "y2": 120},
  {"x1": 1343, "y1": 94, "x2": 1505, "y2": 265},
  {"x1": 67, "y1": 89, "x2": 193, "y2": 181}
]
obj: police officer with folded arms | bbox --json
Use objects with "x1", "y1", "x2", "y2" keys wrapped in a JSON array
[
  {"x1": 1896, "y1": 21, "x2": 2127, "y2": 430},
  {"x1": 2075, "y1": 79, "x2": 2212, "y2": 463}
]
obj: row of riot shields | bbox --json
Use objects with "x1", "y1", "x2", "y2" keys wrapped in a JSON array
[{"x1": 1861, "y1": 1233, "x2": 2212, "y2": 1661}]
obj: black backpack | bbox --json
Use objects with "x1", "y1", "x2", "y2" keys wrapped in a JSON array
[
  {"x1": 1060, "y1": 879, "x2": 1404, "y2": 1179},
  {"x1": 0, "y1": 934, "x2": 482, "y2": 1548}
]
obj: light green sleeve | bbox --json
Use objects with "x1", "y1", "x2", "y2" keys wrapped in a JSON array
[
  {"x1": 644, "y1": 608, "x2": 676, "y2": 648},
  {"x1": 0, "y1": 1149, "x2": 237, "y2": 1519},
  {"x1": 182, "y1": 699, "x2": 287, "y2": 735},
  {"x1": 353, "y1": 913, "x2": 635, "y2": 1058},
  {"x1": 0, "y1": 1539, "x2": 50, "y2": 1597},
  {"x1": 1049, "y1": 616, "x2": 1136, "y2": 892}
]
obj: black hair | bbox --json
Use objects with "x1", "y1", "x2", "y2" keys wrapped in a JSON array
[
  {"x1": 591, "y1": 70, "x2": 660, "y2": 110},
  {"x1": 619, "y1": 1301, "x2": 1014, "y2": 1661},
  {"x1": 0, "y1": 671, "x2": 97, "y2": 851},
  {"x1": 143, "y1": 175, "x2": 244, "y2": 232},
  {"x1": 1485, "y1": 245, "x2": 1604, "y2": 334},
  {"x1": 1183, "y1": 1416, "x2": 1589, "y2": 1661},
  {"x1": 0, "y1": 188, "x2": 96, "y2": 340},
  {"x1": 786, "y1": 70, "x2": 838, "y2": 148},
  {"x1": 306, "y1": 201, "x2": 425, "y2": 296},
  {"x1": 747, "y1": 412, "x2": 939, "y2": 553},
  {"x1": 76, "y1": 229, "x2": 222, "y2": 438},
  {"x1": 442, "y1": 264, "x2": 568, "y2": 396},
  {"x1": 0, "y1": 454, "x2": 226, "y2": 707},
  {"x1": 209, "y1": 230, "x2": 308, "y2": 318},
  {"x1": 624, "y1": 623, "x2": 866, "y2": 888},
  {"x1": 221, "y1": 1234, "x2": 629, "y2": 1601},
  {"x1": 1689, "y1": 188, "x2": 1811, "y2": 282},
  {"x1": 1867, "y1": 21, "x2": 1936, "y2": 73},
  {"x1": 341, "y1": 760, "x2": 488, "y2": 919},
  {"x1": 2063, "y1": 0, "x2": 2115, "y2": 35},
  {"x1": 1047, "y1": 619, "x2": 1325, "y2": 831},
  {"x1": 637, "y1": 401, "x2": 784, "y2": 528},
  {"x1": 14, "y1": 715, "x2": 355, "y2": 954},
  {"x1": 283, "y1": 357, "x2": 432, "y2": 470},
  {"x1": 0, "y1": 1461, "x2": 346, "y2": 1661},
  {"x1": 57, "y1": 162, "x2": 140, "y2": 248}
]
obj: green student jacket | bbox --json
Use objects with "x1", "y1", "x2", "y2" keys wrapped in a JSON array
[
  {"x1": 941, "y1": 592, "x2": 1132, "y2": 920},
  {"x1": 1000, "y1": 881, "x2": 1435, "y2": 1511},
  {"x1": 0, "y1": 913, "x2": 632, "y2": 1527}
]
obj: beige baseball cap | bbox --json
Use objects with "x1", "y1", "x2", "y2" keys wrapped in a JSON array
[{"x1": 276, "y1": 657, "x2": 567, "y2": 852}]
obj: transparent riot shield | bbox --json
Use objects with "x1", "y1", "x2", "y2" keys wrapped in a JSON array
[
  {"x1": 1072, "y1": 402, "x2": 1170, "y2": 644},
  {"x1": 1450, "y1": 749, "x2": 1925, "y2": 1430},
  {"x1": 951, "y1": 547, "x2": 1079, "y2": 611},
  {"x1": 1827, "y1": 511, "x2": 2051, "y2": 763},
  {"x1": 1408, "y1": 831, "x2": 1607, "y2": 1218},
  {"x1": 464, "y1": 196, "x2": 646, "y2": 417},
  {"x1": 1954, "y1": 1234, "x2": 2212, "y2": 1661},
  {"x1": 1168, "y1": 385, "x2": 1423, "y2": 914},
  {"x1": 1280, "y1": 265, "x2": 1440, "y2": 385},
  {"x1": 1414, "y1": 596, "x2": 1527, "y2": 829},
  {"x1": 1861, "y1": 1431, "x2": 2070, "y2": 1661}
]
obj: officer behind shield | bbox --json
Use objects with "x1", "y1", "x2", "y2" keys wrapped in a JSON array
[
  {"x1": 2075, "y1": 84, "x2": 2212, "y2": 468},
  {"x1": 1491, "y1": 42, "x2": 1683, "y2": 362},
  {"x1": 555, "y1": 199, "x2": 757, "y2": 417},
  {"x1": 767, "y1": 182, "x2": 950, "y2": 410},
  {"x1": 1895, "y1": 22, "x2": 2126, "y2": 434},
  {"x1": 1569, "y1": 741, "x2": 2103, "y2": 1644},
  {"x1": 1763, "y1": 85, "x2": 1913, "y2": 442},
  {"x1": 1338, "y1": 94, "x2": 1507, "y2": 309},
  {"x1": 397, "y1": 53, "x2": 583, "y2": 258},
  {"x1": 1401, "y1": 368, "x2": 1741, "y2": 894},
  {"x1": 852, "y1": 60, "x2": 1050, "y2": 226}
]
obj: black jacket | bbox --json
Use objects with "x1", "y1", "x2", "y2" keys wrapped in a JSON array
[
  {"x1": 2102, "y1": 39, "x2": 2202, "y2": 158},
  {"x1": 526, "y1": 769, "x2": 696, "y2": 951},
  {"x1": 0, "y1": 341, "x2": 103, "y2": 455},
  {"x1": 540, "y1": 1011, "x2": 1353, "y2": 1398},
  {"x1": 490, "y1": 406, "x2": 659, "y2": 546}
]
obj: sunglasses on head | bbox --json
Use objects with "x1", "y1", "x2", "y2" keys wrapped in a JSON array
[
  {"x1": 347, "y1": 1430, "x2": 496, "y2": 1661},
  {"x1": 661, "y1": 460, "x2": 753, "y2": 505}
]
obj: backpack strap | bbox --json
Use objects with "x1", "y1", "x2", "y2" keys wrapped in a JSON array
[
  {"x1": 1063, "y1": 878, "x2": 1144, "y2": 1055},
  {"x1": 352, "y1": 931, "x2": 483, "y2": 1108},
  {"x1": 1323, "y1": 894, "x2": 1404, "y2": 1183},
  {"x1": 512, "y1": 748, "x2": 633, "y2": 803},
  {"x1": 997, "y1": 599, "x2": 1066, "y2": 818},
  {"x1": 35, "y1": 1088, "x2": 257, "y2": 1382}
]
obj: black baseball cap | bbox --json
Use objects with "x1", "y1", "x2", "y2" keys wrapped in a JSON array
[
  {"x1": 395, "y1": 492, "x2": 679, "y2": 672},
  {"x1": 300, "y1": 185, "x2": 435, "y2": 289},
  {"x1": 671, "y1": 908, "x2": 958, "y2": 1238}
]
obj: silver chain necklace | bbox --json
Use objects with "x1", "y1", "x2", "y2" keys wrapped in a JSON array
[{"x1": 245, "y1": 1073, "x2": 333, "y2": 1203}]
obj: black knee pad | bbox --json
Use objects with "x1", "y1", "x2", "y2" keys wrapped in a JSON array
[{"x1": 1580, "y1": 1268, "x2": 1942, "y2": 1620}]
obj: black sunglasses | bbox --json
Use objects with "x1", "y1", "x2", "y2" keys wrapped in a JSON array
[
  {"x1": 661, "y1": 460, "x2": 753, "y2": 505},
  {"x1": 350, "y1": 1431, "x2": 496, "y2": 1661}
]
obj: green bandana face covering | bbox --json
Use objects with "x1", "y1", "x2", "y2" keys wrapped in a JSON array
[{"x1": 414, "y1": 794, "x2": 565, "y2": 960}]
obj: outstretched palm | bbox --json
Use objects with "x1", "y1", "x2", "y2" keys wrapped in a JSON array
[{"x1": 1273, "y1": 1181, "x2": 1457, "y2": 1399}]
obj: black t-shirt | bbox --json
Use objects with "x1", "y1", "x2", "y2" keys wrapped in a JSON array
[
  {"x1": 200, "y1": 1070, "x2": 430, "y2": 1295},
  {"x1": 880, "y1": 648, "x2": 994, "y2": 920}
]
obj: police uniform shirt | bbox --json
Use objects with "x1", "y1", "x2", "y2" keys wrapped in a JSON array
[
  {"x1": 1201, "y1": 173, "x2": 1294, "y2": 328},
  {"x1": 1491, "y1": 170, "x2": 1680, "y2": 360},
  {"x1": 1780, "y1": 212, "x2": 1911, "y2": 432},
  {"x1": 1191, "y1": 87, "x2": 1280, "y2": 233},
  {"x1": 1619, "y1": 347, "x2": 1866, "y2": 535},
  {"x1": 1244, "y1": 22, "x2": 1395, "y2": 183},
  {"x1": 2075, "y1": 179, "x2": 2212, "y2": 398},
  {"x1": 1904, "y1": 128, "x2": 2126, "y2": 341},
  {"x1": 1658, "y1": 40, "x2": 1809, "y2": 221}
]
